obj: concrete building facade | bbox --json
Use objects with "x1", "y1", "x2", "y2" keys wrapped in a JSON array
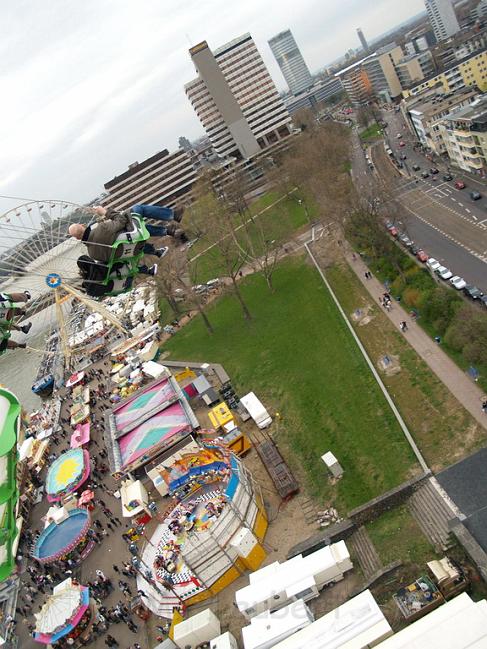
[
  {"x1": 402, "y1": 49, "x2": 487, "y2": 97},
  {"x1": 102, "y1": 148, "x2": 197, "y2": 211},
  {"x1": 403, "y1": 87, "x2": 479, "y2": 153},
  {"x1": 284, "y1": 77, "x2": 344, "y2": 114},
  {"x1": 439, "y1": 94, "x2": 487, "y2": 173},
  {"x1": 185, "y1": 34, "x2": 291, "y2": 161},
  {"x1": 268, "y1": 29, "x2": 313, "y2": 95},
  {"x1": 425, "y1": 0, "x2": 461, "y2": 41}
]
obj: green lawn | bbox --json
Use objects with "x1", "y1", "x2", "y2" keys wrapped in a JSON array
[
  {"x1": 326, "y1": 264, "x2": 485, "y2": 471},
  {"x1": 164, "y1": 258, "x2": 418, "y2": 509},
  {"x1": 187, "y1": 192, "x2": 315, "y2": 284},
  {"x1": 367, "y1": 506, "x2": 437, "y2": 567},
  {"x1": 359, "y1": 123, "x2": 383, "y2": 141}
]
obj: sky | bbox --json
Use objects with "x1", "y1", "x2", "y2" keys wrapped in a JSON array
[{"x1": 0, "y1": 0, "x2": 426, "y2": 208}]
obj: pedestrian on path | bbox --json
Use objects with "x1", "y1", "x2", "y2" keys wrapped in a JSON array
[{"x1": 400, "y1": 321, "x2": 408, "y2": 332}]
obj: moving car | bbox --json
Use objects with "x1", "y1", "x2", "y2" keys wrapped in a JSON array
[
  {"x1": 464, "y1": 285, "x2": 484, "y2": 300},
  {"x1": 470, "y1": 191, "x2": 482, "y2": 201},
  {"x1": 416, "y1": 250, "x2": 429, "y2": 263},
  {"x1": 436, "y1": 266, "x2": 453, "y2": 280},
  {"x1": 430, "y1": 168, "x2": 439, "y2": 175},
  {"x1": 454, "y1": 180, "x2": 466, "y2": 189},
  {"x1": 412, "y1": 164, "x2": 421, "y2": 171},
  {"x1": 421, "y1": 171, "x2": 430, "y2": 178},
  {"x1": 443, "y1": 173, "x2": 453, "y2": 181},
  {"x1": 450, "y1": 276, "x2": 466, "y2": 290},
  {"x1": 427, "y1": 258, "x2": 441, "y2": 271}
]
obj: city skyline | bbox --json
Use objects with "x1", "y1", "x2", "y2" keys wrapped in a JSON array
[{"x1": 0, "y1": 0, "x2": 426, "y2": 208}]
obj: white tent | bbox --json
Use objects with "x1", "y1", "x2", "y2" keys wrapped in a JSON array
[{"x1": 34, "y1": 585, "x2": 83, "y2": 634}]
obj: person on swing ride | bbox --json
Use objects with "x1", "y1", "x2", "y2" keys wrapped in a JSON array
[
  {"x1": 67, "y1": 203, "x2": 188, "y2": 266},
  {"x1": 0, "y1": 291, "x2": 33, "y2": 353}
]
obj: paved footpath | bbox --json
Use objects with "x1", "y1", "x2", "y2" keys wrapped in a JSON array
[{"x1": 346, "y1": 252, "x2": 487, "y2": 432}]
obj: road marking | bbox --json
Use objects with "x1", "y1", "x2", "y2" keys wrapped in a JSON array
[
  {"x1": 450, "y1": 197, "x2": 457, "y2": 202},
  {"x1": 465, "y1": 208, "x2": 471, "y2": 213},
  {"x1": 458, "y1": 202, "x2": 464, "y2": 207}
]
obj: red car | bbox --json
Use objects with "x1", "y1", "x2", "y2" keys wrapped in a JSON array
[
  {"x1": 399, "y1": 141, "x2": 406, "y2": 147},
  {"x1": 454, "y1": 180, "x2": 466, "y2": 189},
  {"x1": 389, "y1": 226, "x2": 398, "y2": 237},
  {"x1": 416, "y1": 250, "x2": 429, "y2": 262}
]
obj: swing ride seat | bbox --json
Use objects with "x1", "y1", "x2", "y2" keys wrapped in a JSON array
[
  {"x1": 104, "y1": 214, "x2": 149, "y2": 272},
  {"x1": 0, "y1": 295, "x2": 13, "y2": 326}
]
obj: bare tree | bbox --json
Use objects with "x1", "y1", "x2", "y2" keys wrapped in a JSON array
[{"x1": 189, "y1": 173, "x2": 253, "y2": 321}]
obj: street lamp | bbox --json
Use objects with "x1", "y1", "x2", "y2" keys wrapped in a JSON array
[{"x1": 297, "y1": 199, "x2": 311, "y2": 224}]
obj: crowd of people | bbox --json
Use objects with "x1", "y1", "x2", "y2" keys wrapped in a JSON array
[{"x1": 14, "y1": 350, "x2": 165, "y2": 648}]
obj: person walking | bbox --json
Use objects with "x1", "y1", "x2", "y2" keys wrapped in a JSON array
[{"x1": 104, "y1": 635, "x2": 119, "y2": 647}]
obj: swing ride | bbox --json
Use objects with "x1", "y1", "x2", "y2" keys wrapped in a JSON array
[{"x1": 0, "y1": 200, "x2": 154, "y2": 369}]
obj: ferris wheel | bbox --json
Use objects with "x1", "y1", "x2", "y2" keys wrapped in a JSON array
[{"x1": 0, "y1": 200, "x2": 130, "y2": 369}]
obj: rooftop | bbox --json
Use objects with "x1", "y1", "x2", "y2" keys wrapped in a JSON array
[
  {"x1": 407, "y1": 87, "x2": 479, "y2": 117},
  {"x1": 443, "y1": 94, "x2": 487, "y2": 122}
]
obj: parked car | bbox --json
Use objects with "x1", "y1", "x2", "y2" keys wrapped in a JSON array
[
  {"x1": 454, "y1": 180, "x2": 466, "y2": 189},
  {"x1": 399, "y1": 234, "x2": 413, "y2": 247},
  {"x1": 464, "y1": 285, "x2": 484, "y2": 300},
  {"x1": 427, "y1": 258, "x2": 441, "y2": 271},
  {"x1": 389, "y1": 226, "x2": 398, "y2": 237},
  {"x1": 436, "y1": 266, "x2": 453, "y2": 280},
  {"x1": 430, "y1": 168, "x2": 439, "y2": 175},
  {"x1": 421, "y1": 171, "x2": 430, "y2": 178},
  {"x1": 399, "y1": 141, "x2": 406, "y2": 147},
  {"x1": 450, "y1": 276, "x2": 466, "y2": 290},
  {"x1": 412, "y1": 164, "x2": 421, "y2": 171},
  {"x1": 443, "y1": 173, "x2": 453, "y2": 181},
  {"x1": 470, "y1": 191, "x2": 482, "y2": 201},
  {"x1": 400, "y1": 154, "x2": 407, "y2": 160},
  {"x1": 411, "y1": 245, "x2": 421, "y2": 255},
  {"x1": 481, "y1": 295, "x2": 487, "y2": 308},
  {"x1": 416, "y1": 250, "x2": 429, "y2": 262},
  {"x1": 396, "y1": 133, "x2": 402, "y2": 139}
]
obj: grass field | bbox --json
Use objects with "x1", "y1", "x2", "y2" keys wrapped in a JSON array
[
  {"x1": 326, "y1": 263, "x2": 485, "y2": 471},
  {"x1": 164, "y1": 258, "x2": 418, "y2": 509},
  {"x1": 187, "y1": 192, "x2": 315, "y2": 284},
  {"x1": 359, "y1": 123, "x2": 383, "y2": 141}
]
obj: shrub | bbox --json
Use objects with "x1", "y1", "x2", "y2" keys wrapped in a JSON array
[
  {"x1": 422, "y1": 288, "x2": 462, "y2": 334},
  {"x1": 402, "y1": 287, "x2": 422, "y2": 308}
]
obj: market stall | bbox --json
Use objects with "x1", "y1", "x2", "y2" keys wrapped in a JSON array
[{"x1": 70, "y1": 423, "x2": 90, "y2": 449}]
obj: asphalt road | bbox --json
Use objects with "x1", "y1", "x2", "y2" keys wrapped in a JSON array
[{"x1": 360, "y1": 113, "x2": 487, "y2": 293}]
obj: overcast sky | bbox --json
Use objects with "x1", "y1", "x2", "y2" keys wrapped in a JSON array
[{"x1": 0, "y1": 0, "x2": 426, "y2": 208}]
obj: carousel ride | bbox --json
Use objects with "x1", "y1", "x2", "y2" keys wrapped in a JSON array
[
  {"x1": 0, "y1": 200, "x2": 150, "y2": 370},
  {"x1": 32, "y1": 507, "x2": 92, "y2": 565},
  {"x1": 138, "y1": 443, "x2": 268, "y2": 616},
  {"x1": 34, "y1": 578, "x2": 94, "y2": 645},
  {"x1": 45, "y1": 448, "x2": 90, "y2": 502}
]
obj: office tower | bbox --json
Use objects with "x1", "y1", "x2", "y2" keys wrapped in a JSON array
[
  {"x1": 185, "y1": 34, "x2": 291, "y2": 160},
  {"x1": 268, "y1": 29, "x2": 313, "y2": 95},
  {"x1": 357, "y1": 28, "x2": 369, "y2": 53},
  {"x1": 425, "y1": 0, "x2": 460, "y2": 41}
]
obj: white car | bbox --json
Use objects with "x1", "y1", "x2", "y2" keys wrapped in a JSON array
[
  {"x1": 396, "y1": 133, "x2": 402, "y2": 139},
  {"x1": 436, "y1": 266, "x2": 453, "y2": 280},
  {"x1": 450, "y1": 276, "x2": 467, "y2": 290},
  {"x1": 427, "y1": 258, "x2": 441, "y2": 271}
]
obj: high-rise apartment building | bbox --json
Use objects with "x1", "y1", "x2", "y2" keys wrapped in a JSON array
[
  {"x1": 102, "y1": 149, "x2": 196, "y2": 211},
  {"x1": 425, "y1": 0, "x2": 460, "y2": 41},
  {"x1": 268, "y1": 29, "x2": 313, "y2": 95},
  {"x1": 185, "y1": 34, "x2": 292, "y2": 161},
  {"x1": 357, "y1": 28, "x2": 369, "y2": 53}
]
